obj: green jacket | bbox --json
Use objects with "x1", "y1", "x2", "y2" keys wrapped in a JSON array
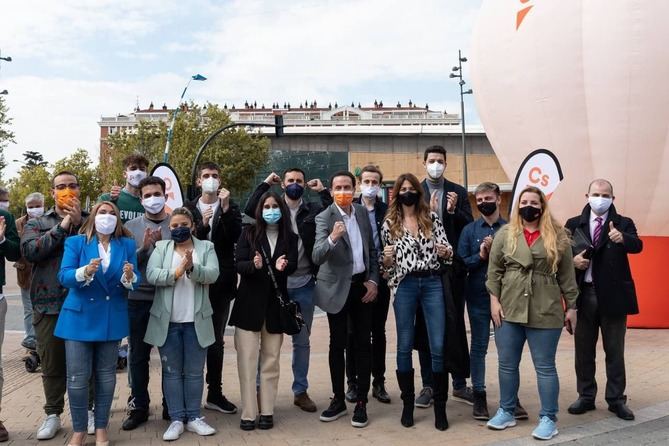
[
  {"x1": 0, "y1": 210, "x2": 21, "y2": 293},
  {"x1": 486, "y1": 225, "x2": 578, "y2": 329},
  {"x1": 144, "y1": 238, "x2": 220, "y2": 348}
]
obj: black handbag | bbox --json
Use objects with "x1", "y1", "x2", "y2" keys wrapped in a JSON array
[{"x1": 260, "y1": 247, "x2": 305, "y2": 335}]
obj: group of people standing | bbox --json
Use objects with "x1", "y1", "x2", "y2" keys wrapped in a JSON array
[{"x1": 0, "y1": 145, "x2": 642, "y2": 443}]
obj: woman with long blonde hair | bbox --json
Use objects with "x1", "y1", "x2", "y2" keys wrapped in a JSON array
[
  {"x1": 485, "y1": 186, "x2": 578, "y2": 441},
  {"x1": 381, "y1": 173, "x2": 452, "y2": 430}
]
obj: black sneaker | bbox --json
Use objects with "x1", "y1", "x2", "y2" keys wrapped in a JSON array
[
  {"x1": 372, "y1": 383, "x2": 391, "y2": 404},
  {"x1": 345, "y1": 383, "x2": 358, "y2": 403},
  {"x1": 122, "y1": 409, "x2": 149, "y2": 431},
  {"x1": 351, "y1": 401, "x2": 369, "y2": 428},
  {"x1": 320, "y1": 397, "x2": 348, "y2": 422},
  {"x1": 204, "y1": 393, "x2": 238, "y2": 414}
]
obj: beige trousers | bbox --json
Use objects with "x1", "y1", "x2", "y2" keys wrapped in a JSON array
[{"x1": 234, "y1": 324, "x2": 283, "y2": 420}]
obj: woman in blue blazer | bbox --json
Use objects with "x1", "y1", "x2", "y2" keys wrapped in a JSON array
[{"x1": 55, "y1": 201, "x2": 138, "y2": 446}]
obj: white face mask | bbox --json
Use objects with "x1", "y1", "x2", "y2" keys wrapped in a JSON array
[
  {"x1": 27, "y1": 207, "x2": 45, "y2": 218},
  {"x1": 95, "y1": 214, "x2": 118, "y2": 235},
  {"x1": 201, "y1": 177, "x2": 220, "y2": 194},
  {"x1": 588, "y1": 196, "x2": 613, "y2": 215},
  {"x1": 0, "y1": 201, "x2": 9, "y2": 211},
  {"x1": 426, "y1": 162, "x2": 445, "y2": 179},
  {"x1": 142, "y1": 196, "x2": 166, "y2": 215},
  {"x1": 360, "y1": 185, "x2": 380, "y2": 199},
  {"x1": 127, "y1": 169, "x2": 147, "y2": 187}
]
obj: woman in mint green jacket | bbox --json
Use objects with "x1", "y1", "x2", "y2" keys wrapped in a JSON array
[{"x1": 145, "y1": 207, "x2": 219, "y2": 442}]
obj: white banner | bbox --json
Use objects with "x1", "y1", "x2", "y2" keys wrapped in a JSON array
[
  {"x1": 509, "y1": 149, "x2": 564, "y2": 213},
  {"x1": 151, "y1": 163, "x2": 184, "y2": 212}
]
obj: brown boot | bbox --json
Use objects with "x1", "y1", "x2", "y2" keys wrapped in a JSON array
[{"x1": 294, "y1": 392, "x2": 317, "y2": 412}]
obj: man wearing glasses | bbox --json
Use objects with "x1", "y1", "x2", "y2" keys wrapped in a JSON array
[{"x1": 21, "y1": 171, "x2": 88, "y2": 440}]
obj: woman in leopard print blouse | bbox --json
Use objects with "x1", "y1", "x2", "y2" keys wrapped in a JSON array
[{"x1": 381, "y1": 173, "x2": 453, "y2": 431}]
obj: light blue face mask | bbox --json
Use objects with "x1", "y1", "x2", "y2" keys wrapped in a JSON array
[{"x1": 262, "y1": 208, "x2": 281, "y2": 224}]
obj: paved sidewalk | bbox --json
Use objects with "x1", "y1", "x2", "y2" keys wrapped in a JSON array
[{"x1": 2, "y1": 278, "x2": 669, "y2": 444}]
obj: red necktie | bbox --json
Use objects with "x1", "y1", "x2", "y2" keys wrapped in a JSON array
[{"x1": 593, "y1": 217, "x2": 603, "y2": 246}]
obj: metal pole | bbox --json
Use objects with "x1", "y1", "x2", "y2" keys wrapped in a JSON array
[
  {"x1": 163, "y1": 80, "x2": 192, "y2": 163},
  {"x1": 458, "y1": 50, "x2": 469, "y2": 191}
]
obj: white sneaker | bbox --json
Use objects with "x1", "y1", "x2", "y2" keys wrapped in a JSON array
[
  {"x1": 163, "y1": 420, "x2": 184, "y2": 441},
  {"x1": 36, "y1": 414, "x2": 61, "y2": 440},
  {"x1": 87, "y1": 410, "x2": 95, "y2": 435},
  {"x1": 186, "y1": 417, "x2": 216, "y2": 436}
]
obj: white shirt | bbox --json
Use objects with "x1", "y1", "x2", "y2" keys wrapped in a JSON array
[
  {"x1": 585, "y1": 210, "x2": 608, "y2": 283},
  {"x1": 170, "y1": 250, "x2": 198, "y2": 323},
  {"x1": 197, "y1": 198, "x2": 220, "y2": 240},
  {"x1": 75, "y1": 241, "x2": 136, "y2": 289},
  {"x1": 329, "y1": 204, "x2": 366, "y2": 275}
]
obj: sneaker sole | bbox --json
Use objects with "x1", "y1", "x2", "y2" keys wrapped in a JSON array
[
  {"x1": 532, "y1": 428, "x2": 558, "y2": 440},
  {"x1": 415, "y1": 400, "x2": 433, "y2": 408},
  {"x1": 319, "y1": 410, "x2": 348, "y2": 422},
  {"x1": 486, "y1": 419, "x2": 517, "y2": 430},
  {"x1": 452, "y1": 396, "x2": 475, "y2": 406},
  {"x1": 351, "y1": 419, "x2": 369, "y2": 428},
  {"x1": 514, "y1": 413, "x2": 530, "y2": 420},
  {"x1": 186, "y1": 426, "x2": 215, "y2": 436},
  {"x1": 204, "y1": 402, "x2": 237, "y2": 414},
  {"x1": 473, "y1": 415, "x2": 490, "y2": 421}
]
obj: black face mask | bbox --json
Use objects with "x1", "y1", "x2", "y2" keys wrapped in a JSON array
[
  {"x1": 477, "y1": 201, "x2": 497, "y2": 217},
  {"x1": 397, "y1": 191, "x2": 420, "y2": 207},
  {"x1": 519, "y1": 205, "x2": 542, "y2": 222}
]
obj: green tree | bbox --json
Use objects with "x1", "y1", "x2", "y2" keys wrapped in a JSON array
[
  {"x1": 8, "y1": 164, "x2": 52, "y2": 217},
  {"x1": 22, "y1": 150, "x2": 49, "y2": 168},
  {"x1": 0, "y1": 97, "x2": 15, "y2": 182},
  {"x1": 53, "y1": 149, "x2": 102, "y2": 211},
  {"x1": 105, "y1": 103, "x2": 270, "y2": 197}
]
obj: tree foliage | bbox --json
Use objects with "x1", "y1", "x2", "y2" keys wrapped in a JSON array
[
  {"x1": 22, "y1": 150, "x2": 49, "y2": 168},
  {"x1": 8, "y1": 164, "x2": 51, "y2": 217},
  {"x1": 0, "y1": 97, "x2": 15, "y2": 182},
  {"x1": 52, "y1": 148, "x2": 101, "y2": 210},
  {"x1": 104, "y1": 103, "x2": 271, "y2": 196}
]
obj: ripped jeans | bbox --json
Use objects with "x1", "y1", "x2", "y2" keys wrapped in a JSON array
[{"x1": 159, "y1": 322, "x2": 208, "y2": 421}]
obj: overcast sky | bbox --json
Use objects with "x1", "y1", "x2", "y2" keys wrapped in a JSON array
[{"x1": 0, "y1": 0, "x2": 483, "y2": 178}]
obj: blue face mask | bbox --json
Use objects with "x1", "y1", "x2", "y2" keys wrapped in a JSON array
[
  {"x1": 285, "y1": 183, "x2": 304, "y2": 200},
  {"x1": 262, "y1": 208, "x2": 282, "y2": 224},
  {"x1": 171, "y1": 226, "x2": 191, "y2": 243}
]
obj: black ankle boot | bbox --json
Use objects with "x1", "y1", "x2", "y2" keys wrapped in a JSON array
[
  {"x1": 395, "y1": 369, "x2": 415, "y2": 427},
  {"x1": 472, "y1": 390, "x2": 490, "y2": 420},
  {"x1": 432, "y1": 372, "x2": 449, "y2": 431}
]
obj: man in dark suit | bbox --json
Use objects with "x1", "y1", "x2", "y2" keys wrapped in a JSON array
[
  {"x1": 313, "y1": 170, "x2": 379, "y2": 429},
  {"x1": 565, "y1": 178, "x2": 642, "y2": 421},
  {"x1": 184, "y1": 161, "x2": 242, "y2": 416},
  {"x1": 345, "y1": 165, "x2": 391, "y2": 404},
  {"x1": 416, "y1": 145, "x2": 474, "y2": 407}
]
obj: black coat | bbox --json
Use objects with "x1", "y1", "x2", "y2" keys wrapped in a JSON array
[
  {"x1": 565, "y1": 204, "x2": 643, "y2": 316},
  {"x1": 421, "y1": 178, "x2": 473, "y2": 253},
  {"x1": 244, "y1": 182, "x2": 332, "y2": 275},
  {"x1": 354, "y1": 196, "x2": 388, "y2": 247},
  {"x1": 184, "y1": 197, "x2": 243, "y2": 301},
  {"x1": 229, "y1": 227, "x2": 298, "y2": 333}
]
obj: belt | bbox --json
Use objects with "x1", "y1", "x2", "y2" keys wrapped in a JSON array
[
  {"x1": 351, "y1": 272, "x2": 366, "y2": 283},
  {"x1": 408, "y1": 270, "x2": 442, "y2": 278}
]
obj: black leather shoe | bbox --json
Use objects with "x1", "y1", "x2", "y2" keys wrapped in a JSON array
[
  {"x1": 345, "y1": 383, "x2": 358, "y2": 403},
  {"x1": 372, "y1": 383, "x2": 391, "y2": 404},
  {"x1": 608, "y1": 403, "x2": 634, "y2": 420},
  {"x1": 240, "y1": 419, "x2": 256, "y2": 431},
  {"x1": 122, "y1": 410, "x2": 149, "y2": 431},
  {"x1": 258, "y1": 415, "x2": 274, "y2": 430},
  {"x1": 568, "y1": 398, "x2": 596, "y2": 415}
]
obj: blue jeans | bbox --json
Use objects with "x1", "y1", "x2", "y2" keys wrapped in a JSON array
[
  {"x1": 467, "y1": 296, "x2": 491, "y2": 392},
  {"x1": 21, "y1": 288, "x2": 36, "y2": 346},
  {"x1": 64, "y1": 340, "x2": 118, "y2": 432},
  {"x1": 495, "y1": 321, "x2": 562, "y2": 419},
  {"x1": 289, "y1": 279, "x2": 315, "y2": 395},
  {"x1": 394, "y1": 275, "x2": 445, "y2": 374},
  {"x1": 159, "y1": 322, "x2": 208, "y2": 421}
]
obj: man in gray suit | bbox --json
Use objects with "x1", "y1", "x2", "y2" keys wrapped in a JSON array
[{"x1": 313, "y1": 170, "x2": 379, "y2": 429}]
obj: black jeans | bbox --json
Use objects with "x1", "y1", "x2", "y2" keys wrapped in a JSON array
[
  {"x1": 346, "y1": 279, "x2": 390, "y2": 386},
  {"x1": 205, "y1": 293, "x2": 232, "y2": 397},
  {"x1": 327, "y1": 281, "x2": 373, "y2": 402},
  {"x1": 128, "y1": 300, "x2": 156, "y2": 411},
  {"x1": 575, "y1": 285, "x2": 628, "y2": 405}
]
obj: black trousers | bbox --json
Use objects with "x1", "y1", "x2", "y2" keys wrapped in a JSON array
[
  {"x1": 128, "y1": 300, "x2": 157, "y2": 411},
  {"x1": 575, "y1": 285, "x2": 628, "y2": 405},
  {"x1": 205, "y1": 292, "x2": 232, "y2": 397},
  {"x1": 327, "y1": 281, "x2": 373, "y2": 402},
  {"x1": 346, "y1": 279, "x2": 390, "y2": 386}
]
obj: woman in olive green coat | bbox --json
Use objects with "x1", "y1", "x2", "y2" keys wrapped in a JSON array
[{"x1": 485, "y1": 186, "x2": 578, "y2": 441}]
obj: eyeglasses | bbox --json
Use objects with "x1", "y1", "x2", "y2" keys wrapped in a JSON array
[{"x1": 54, "y1": 183, "x2": 80, "y2": 191}]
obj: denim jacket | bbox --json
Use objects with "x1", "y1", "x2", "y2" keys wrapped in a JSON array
[{"x1": 457, "y1": 217, "x2": 506, "y2": 301}]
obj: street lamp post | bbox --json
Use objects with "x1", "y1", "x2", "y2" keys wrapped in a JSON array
[
  {"x1": 163, "y1": 74, "x2": 207, "y2": 163},
  {"x1": 449, "y1": 49, "x2": 473, "y2": 191}
]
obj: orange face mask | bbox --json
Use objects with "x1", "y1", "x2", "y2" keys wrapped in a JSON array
[
  {"x1": 55, "y1": 188, "x2": 77, "y2": 208},
  {"x1": 333, "y1": 191, "x2": 354, "y2": 208}
]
